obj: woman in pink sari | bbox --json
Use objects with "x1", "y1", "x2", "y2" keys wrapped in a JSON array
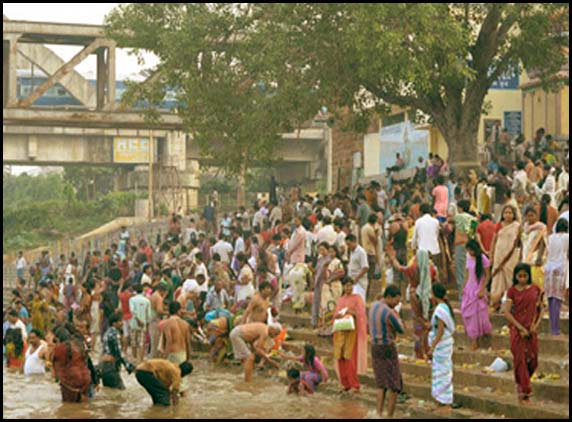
[
  {"x1": 332, "y1": 277, "x2": 367, "y2": 393},
  {"x1": 460, "y1": 239, "x2": 492, "y2": 350}
]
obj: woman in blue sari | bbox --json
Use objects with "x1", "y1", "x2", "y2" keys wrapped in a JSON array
[{"x1": 428, "y1": 283, "x2": 455, "y2": 415}]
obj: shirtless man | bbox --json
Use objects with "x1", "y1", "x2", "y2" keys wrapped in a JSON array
[
  {"x1": 229, "y1": 322, "x2": 282, "y2": 382},
  {"x1": 150, "y1": 284, "x2": 168, "y2": 358},
  {"x1": 159, "y1": 302, "x2": 192, "y2": 394},
  {"x1": 177, "y1": 290, "x2": 198, "y2": 323},
  {"x1": 242, "y1": 282, "x2": 272, "y2": 324}
]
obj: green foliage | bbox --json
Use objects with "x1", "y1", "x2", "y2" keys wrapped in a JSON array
[
  {"x1": 105, "y1": 4, "x2": 309, "y2": 182},
  {"x1": 3, "y1": 191, "x2": 139, "y2": 254},
  {"x1": 3, "y1": 173, "x2": 66, "y2": 208},
  {"x1": 105, "y1": 3, "x2": 568, "y2": 167},
  {"x1": 249, "y1": 4, "x2": 569, "y2": 161},
  {"x1": 63, "y1": 167, "x2": 116, "y2": 201}
]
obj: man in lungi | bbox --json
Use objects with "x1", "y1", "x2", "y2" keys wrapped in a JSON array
[{"x1": 368, "y1": 285, "x2": 405, "y2": 417}]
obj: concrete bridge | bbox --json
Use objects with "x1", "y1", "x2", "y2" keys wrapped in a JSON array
[{"x1": 3, "y1": 18, "x2": 329, "y2": 212}]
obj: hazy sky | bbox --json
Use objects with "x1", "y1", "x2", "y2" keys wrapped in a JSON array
[{"x1": 4, "y1": 3, "x2": 158, "y2": 79}]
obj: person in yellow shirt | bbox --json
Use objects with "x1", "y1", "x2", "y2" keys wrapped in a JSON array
[{"x1": 135, "y1": 359, "x2": 193, "y2": 406}]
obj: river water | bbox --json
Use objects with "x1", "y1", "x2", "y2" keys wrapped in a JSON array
[{"x1": 3, "y1": 358, "x2": 375, "y2": 419}]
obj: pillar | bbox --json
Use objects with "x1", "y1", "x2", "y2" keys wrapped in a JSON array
[{"x1": 3, "y1": 35, "x2": 20, "y2": 107}]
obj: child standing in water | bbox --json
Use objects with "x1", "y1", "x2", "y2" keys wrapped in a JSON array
[{"x1": 280, "y1": 344, "x2": 328, "y2": 393}]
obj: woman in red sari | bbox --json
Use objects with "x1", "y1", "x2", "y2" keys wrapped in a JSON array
[
  {"x1": 52, "y1": 325, "x2": 91, "y2": 402},
  {"x1": 503, "y1": 263, "x2": 544, "y2": 404},
  {"x1": 332, "y1": 277, "x2": 367, "y2": 393}
]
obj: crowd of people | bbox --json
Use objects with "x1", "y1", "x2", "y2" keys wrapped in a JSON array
[{"x1": 4, "y1": 126, "x2": 569, "y2": 416}]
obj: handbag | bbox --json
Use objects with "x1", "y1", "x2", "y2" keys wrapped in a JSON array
[{"x1": 332, "y1": 315, "x2": 355, "y2": 332}]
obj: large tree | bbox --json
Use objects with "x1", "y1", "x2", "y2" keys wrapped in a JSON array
[
  {"x1": 251, "y1": 3, "x2": 569, "y2": 165},
  {"x1": 105, "y1": 4, "x2": 318, "y2": 205}
]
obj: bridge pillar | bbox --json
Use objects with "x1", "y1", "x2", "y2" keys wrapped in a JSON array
[{"x1": 3, "y1": 34, "x2": 20, "y2": 107}]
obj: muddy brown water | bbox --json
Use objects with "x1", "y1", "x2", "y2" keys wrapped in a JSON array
[{"x1": 3, "y1": 358, "x2": 376, "y2": 419}]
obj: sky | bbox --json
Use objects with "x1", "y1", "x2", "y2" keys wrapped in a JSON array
[
  {"x1": 3, "y1": 3, "x2": 159, "y2": 80},
  {"x1": 4, "y1": 3, "x2": 158, "y2": 175}
]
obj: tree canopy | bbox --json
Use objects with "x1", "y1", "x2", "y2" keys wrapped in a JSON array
[
  {"x1": 106, "y1": 3, "x2": 569, "y2": 173},
  {"x1": 106, "y1": 4, "x2": 318, "y2": 204}
]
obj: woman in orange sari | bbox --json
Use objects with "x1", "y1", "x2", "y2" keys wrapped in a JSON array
[{"x1": 332, "y1": 277, "x2": 367, "y2": 393}]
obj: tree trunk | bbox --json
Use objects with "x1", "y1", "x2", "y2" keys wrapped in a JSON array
[
  {"x1": 236, "y1": 161, "x2": 247, "y2": 207},
  {"x1": 444, "y1": 126, "x2": 481, "y2": 169}
]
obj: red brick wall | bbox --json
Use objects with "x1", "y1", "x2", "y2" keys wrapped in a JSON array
[{"x1": 331, "y1": 118, "x2": 379, "y2": 192}]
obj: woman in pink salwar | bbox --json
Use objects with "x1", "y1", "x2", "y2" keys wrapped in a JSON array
[{"x1": 460, "y1": 239, "x2": 492, "y2": 350}]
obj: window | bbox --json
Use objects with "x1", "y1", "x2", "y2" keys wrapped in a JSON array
[{"x1": 383, "y1": 112, "x2": 406, "y2": 127}]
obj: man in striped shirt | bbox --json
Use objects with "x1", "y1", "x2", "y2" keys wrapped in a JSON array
[{"x1": 368, "y1": 285, "x2": 405, "y2": 417}]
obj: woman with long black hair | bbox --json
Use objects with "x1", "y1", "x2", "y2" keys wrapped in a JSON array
[
  {"x1": 52, "y1": 325, "x2": 91, "y2": 402},
  {"x1": 460, "y1": 239, "x2": 492, "y2": 350}
]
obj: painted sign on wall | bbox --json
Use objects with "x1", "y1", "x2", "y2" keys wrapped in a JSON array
[
  {"x1": 379, "y1": 122, "x2": 429, "y2": 173},
  {"x1": 113, "y1": 137, "x2": 150, "y2": 163},
  {"x1": 490, "y1": 72, "x2": 519, "y2": 90}
]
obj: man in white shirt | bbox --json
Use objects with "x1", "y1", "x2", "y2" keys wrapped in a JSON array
[
  {"x1": 316, "y1": 216, "x2": 337, "y2": 246},
  {"x1": 334, "y1": 220, "x2": 348, "y2": 263},
  {"x1": 535, "y1": 164, "x2": 557, "y2": 207},
  {"x1": 231, "y1": 229, "x2": 246, "y2": 272},
  {"x1": 268, "y1": 202, "x2": 283, "y2": 228},
  {"x1": 212, "y1": 236, "x2": 234, "y2": 264},
  {"x1": 512, "y1": 161, "x2": 530, "y2": 206},
  {"x1": 16, "y1": 251, "x2": 27, "y2": 287},
  {"x1": 141, "y1": 264, "x2": 153, "y2": 286},
  {"x1": 7, "y1": 310, "x2": 28, "y2": 342},
  {"x1": 376, "y1": 183, "x2": 388, "y2": 211},
  {"x1": 557, "y1": 163, "x2": 569, "y2": 203},
  {"x1": 346, "y1": 234, "x2": 369, "y2": 304},
  {"x1": 194, "y1": 253, "x2": 210, "y2": 293},
  {"x1": 411, "y1": 204, "x2": 442, "y2": 278},
  {"x1": 252, "y1": 206, "x2": 267, "y2": 230}
]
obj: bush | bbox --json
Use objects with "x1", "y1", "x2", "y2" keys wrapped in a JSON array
[{"x1": 3, "y1": 191, "x2": 138, "y2": 254}]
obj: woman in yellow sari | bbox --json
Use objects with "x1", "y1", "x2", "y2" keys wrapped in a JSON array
[
  {"x1": 490, "y1": 205, "x2": 522, "y2": 310},
  {"x1": 30, "y1": 291, "x2": 49, "y2": 334},
  {"x1": 522, "y1": 207, "x2": 547, "y2": 290}
]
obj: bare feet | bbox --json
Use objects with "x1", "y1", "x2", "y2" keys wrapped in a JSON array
[
  {"x1": 433, "y1": 405, "x2": 452, "y2": 415},
  {"x1": 469, "y1": 342, "x2": 479, "y2": 351}
]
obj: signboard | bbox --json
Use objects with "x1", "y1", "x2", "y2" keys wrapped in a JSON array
[
  {"x1": 503, "y1": 111, "x2": 522, "y2": 137},
  {"x1": 113, "y1": 137, "x2": 150, "y2": 163},
  {"x1": 379, "y1": 121, "x2": 429, "y2": 173},
  {"x1": 490, "y1": 71, "x2": 519, "y2": 90}
]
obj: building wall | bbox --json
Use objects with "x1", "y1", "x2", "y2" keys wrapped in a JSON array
[
  {"x1": 522, "y1": 85, "x2": 569, "y2": 140},
  {"x1": 479, "y1": 87, "x2": 522, "y2": 144},
  {"x1": 330, "y1": 117, "x2": 380, "y2": 191},
  {"x1": 331, "y1": 127, "x2": 365, "y2": 191}
]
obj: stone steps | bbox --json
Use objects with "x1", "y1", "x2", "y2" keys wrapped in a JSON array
[
  {"x1": 400, "y1": 304, "x2": 570, "y2": 336},
  {"x1": 280, "y1": 312, "x2": 570, "y2": 356},
  {"x1": 279, "y1": 304, "x2": 569, "y2": 420},
  {"x1": 283, "y1": 339, "x2": 569, "y2": 405},
  {"x1": 282, "y1": 341, "x2": 569, "y2": 419}
]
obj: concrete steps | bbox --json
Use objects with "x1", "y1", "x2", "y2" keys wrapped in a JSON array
[
  {"x1": 278, "y1": 304, "x2": 569, "y2": 419},
  {"x1": 282, "y1": 340, "x2": 569, "y2": 419},
  {"x1": 280, "y1": 313, "x2": 570, "y2": 356}
]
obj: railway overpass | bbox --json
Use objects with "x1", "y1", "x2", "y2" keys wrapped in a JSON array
[{"x1": 3, "y1": 18, "x2": 329, "y2": 212}]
